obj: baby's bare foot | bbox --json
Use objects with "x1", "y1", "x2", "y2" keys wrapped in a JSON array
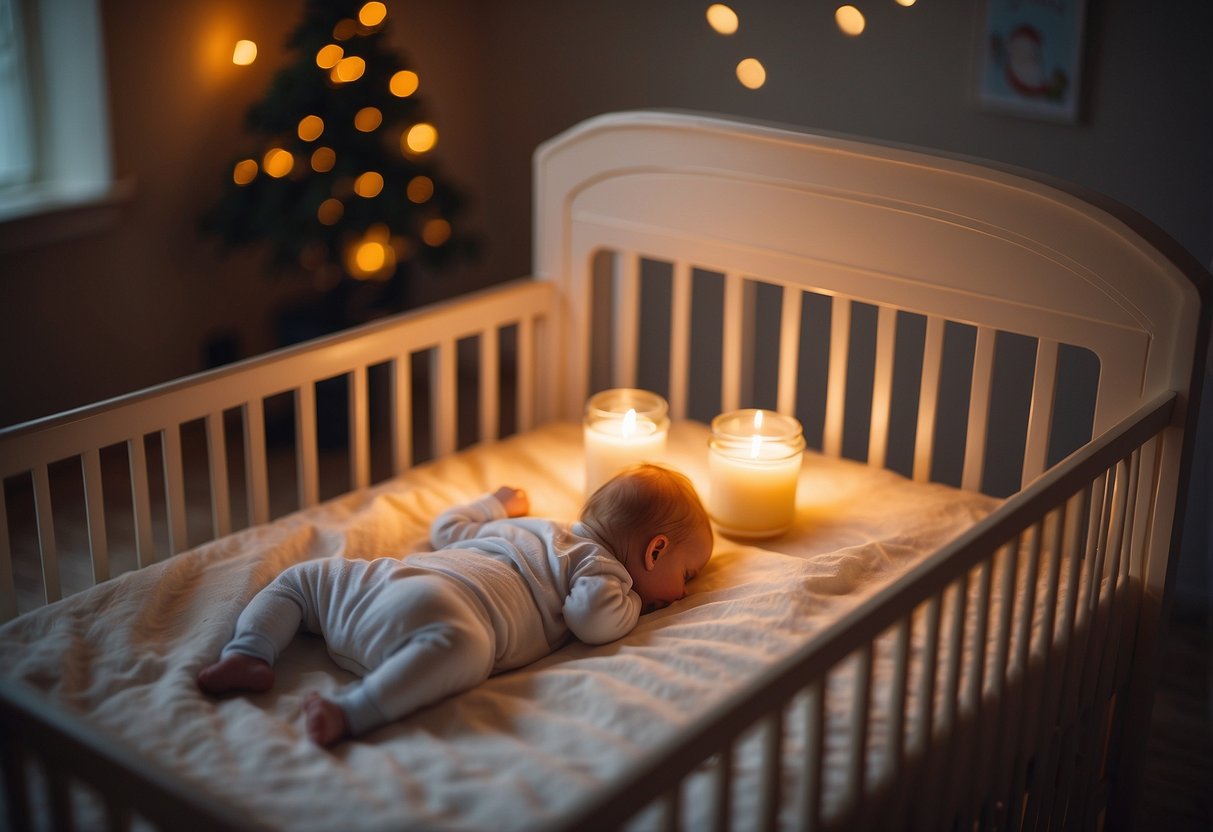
[
  {"x1": 197, "y1": 654, "x2": 274, "y2": 695},
  {"x1": 304, "y1": 692, "x2": 350, "y2": 747}
]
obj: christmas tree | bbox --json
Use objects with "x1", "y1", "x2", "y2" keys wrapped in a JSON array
[{"x1": 203, "y1": 0, "x2": 476, "y2": 327}]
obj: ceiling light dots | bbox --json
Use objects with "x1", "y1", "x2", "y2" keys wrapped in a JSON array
[
  {"x1": 705, "y1": 4, "x2": 739, "y2": 35},
  {"x1": 735, "y1": 58, "x2": 766, "y2": 90},
  {"x1": 835, "y1": 5, "x2": 866, "y2": 36}
]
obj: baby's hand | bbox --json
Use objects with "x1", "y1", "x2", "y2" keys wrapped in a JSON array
[{"x1": 494, "y1": 486, "x2": 529, "y2": 517}]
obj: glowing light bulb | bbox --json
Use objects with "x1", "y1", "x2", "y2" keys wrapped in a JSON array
[
  {"x1": 358, "y1": 2, "x2": 387, "y2": 27},
  {"x1": 403, "y1": 123, "x2": 438, "y2": 154},
  {"x1": 706, "y1": 4, "x2": 739, "y2": 35},
  {"x1": 346, "y1": 226, "x2": 396, "y2": 280},
  {"x1": 390, "y1": 70, "x2": 419, "y2": 97},
  {"x1": 316, "y1": 44, "x2": 344, "y2": 69},
  {"x1": 263, "y1": 148, "x2": 294, "y2": 178},
  {"x1": 835, "y1": 5, "x2": 866, "y2": 36},
  {"x1": 354, "y1": 107, "x2": 382, "y2": 132},
  {"x1": 232, "y1": 159, "x2": 258, "y2": 185},
  {"x1": 406, "y1": 175, "x2": 434, "y2": 204},
  {"x1": 332, "y1": 55, "x2": 366, "y2": 83},
  {"x1": 311, "y1": 146, "x2": 336, "y2": 172},
  {"x1": 421, "y1": 218, "x2": 451, "y2": 247},
  {"x1": 297, "y1": 115, "x2": 324, "y2": 142},
  {"x1": 354, "y1": 171, "x2": 384, "y2": 198},
  {"x1": 317, "y1": 198, "x2": 344, "y2": 225},
  {"x1": 895, "y1": 0, "x2": 916, "y2": 5},
  {"x1": 232, "y1": 40, "x2": 257, "y2": 66},
  {"x1": 736, "y1": 57, "x2": 766, "y2": 89}
]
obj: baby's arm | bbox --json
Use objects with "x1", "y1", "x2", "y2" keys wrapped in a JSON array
[
  {"x1": 429, "y1": 487, "x2": 528, "y2": 548},
  {"x1": 563, "y1": 575, "x2": 642, "y2": 645}
]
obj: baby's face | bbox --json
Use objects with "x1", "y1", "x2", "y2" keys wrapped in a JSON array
[{"x1": 630, "y1": 523, "x2": 713, "y2": 614}]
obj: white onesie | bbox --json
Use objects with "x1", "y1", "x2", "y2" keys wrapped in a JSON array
[{"x1": 220, "y1": 494, "x2": 642, "y2": 736}]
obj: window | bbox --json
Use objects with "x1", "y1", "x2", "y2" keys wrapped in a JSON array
[{"x1": 0, "y1": 0, "x2": 119, "y2": 230}]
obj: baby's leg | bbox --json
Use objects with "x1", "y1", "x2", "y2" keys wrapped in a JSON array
[
  {"x1": 198, "y1": 568, "x2": 309, "y2": 695},
  {"x1": 332, "y1": 575, "x2": 495, "y2": 738}
]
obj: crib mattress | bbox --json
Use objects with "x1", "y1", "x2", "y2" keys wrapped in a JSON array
[{"x1": 0, "y1": 421, "x2": 1001, "y2": 830}]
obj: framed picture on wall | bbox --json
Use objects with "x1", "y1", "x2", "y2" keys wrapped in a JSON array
[{"x1": 977, "y1": 0, "x2": 1088, "y2": 123}]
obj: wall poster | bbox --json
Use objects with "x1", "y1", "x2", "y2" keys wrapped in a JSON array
[{"x1": 978, "y1": 0, "x2": 1088, "y2": 123}]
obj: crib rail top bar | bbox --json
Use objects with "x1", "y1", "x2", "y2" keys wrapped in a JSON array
[
  {"x1": 541, "y1": 388, "x2": 1177, "y2": 832},
  {"x1": 0, "y1": 279, "x2": 552, "y2": 477}
]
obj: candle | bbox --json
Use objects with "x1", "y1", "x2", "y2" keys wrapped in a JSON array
[
  {"x1": 583, "y1": 388, "x2": 670, "y2": 494},
  {"x1": 709, "y1": 409, "x2": 805, "y2": 539}
]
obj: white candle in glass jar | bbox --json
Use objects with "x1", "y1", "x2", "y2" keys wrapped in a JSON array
[
  {"x1": 583, "y1": 389, "x2": 670, "y2": 494},
  {"x1": 709, "y1": 409, "x2": 805, "y2": 539}
]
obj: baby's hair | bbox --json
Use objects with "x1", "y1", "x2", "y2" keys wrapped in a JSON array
[{"x1": 580, "y1": 464, "x2": 711, "y2": 563}]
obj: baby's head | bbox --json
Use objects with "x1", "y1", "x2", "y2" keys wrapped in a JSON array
[{"x1": 580, "y1": 464, "x2": 713, "y2": 614}]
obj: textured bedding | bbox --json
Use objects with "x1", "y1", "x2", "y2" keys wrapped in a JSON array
[{"x1": 0, "y1": 421, "x2": 1001, "y2": 830}]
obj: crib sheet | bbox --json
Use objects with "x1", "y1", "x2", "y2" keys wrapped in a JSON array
[{"x1": 0, "y1": 421, "x2": 1000, "y2": 831}]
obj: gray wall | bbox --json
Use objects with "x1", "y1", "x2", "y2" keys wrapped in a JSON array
[{"x1": 1, "y1": 0, "x2": 1209, "y2": 605}]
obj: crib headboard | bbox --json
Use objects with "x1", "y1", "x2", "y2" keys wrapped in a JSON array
[{"x1": 533, "y1": 110, "x2": 1208, "y2": 498}]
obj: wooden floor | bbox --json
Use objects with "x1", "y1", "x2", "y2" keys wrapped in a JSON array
[{"x1": 1138, "y1": 606, "x2": 1213, "y2": 830}]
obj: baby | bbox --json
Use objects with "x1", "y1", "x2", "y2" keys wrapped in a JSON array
[{"x1": 197, "y1": 463, "x2": 713, "y2": 746}]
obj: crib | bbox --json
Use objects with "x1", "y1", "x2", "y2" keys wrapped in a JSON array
[{"x1": 1, "y1": 111, "x2": 1208, "y2": 831}]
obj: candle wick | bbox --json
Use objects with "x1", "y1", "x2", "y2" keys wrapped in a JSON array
[{"x1": 623, "y1": 408, "x2": 637, "y2": 438}]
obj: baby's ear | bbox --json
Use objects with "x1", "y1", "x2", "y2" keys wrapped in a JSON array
[{"x1": 643, "y1": 534, "x2": 669, "y2": 571}]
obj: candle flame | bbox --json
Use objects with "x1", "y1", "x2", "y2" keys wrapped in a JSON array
[
  {"x1": 623, "y1": 408, "x2": 637, "y2": 438},
  {"x1": 750, "y1": 434, "x2": 762, "y2": 459},
  {"x1": 753, "y1": 410, "x2": 764, "y2": 430}
]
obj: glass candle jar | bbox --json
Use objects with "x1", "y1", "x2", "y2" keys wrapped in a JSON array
[
  {"x1": 709, "y1": 409, "x2": 805, "y2": 538},
  {"x1": 583, "y1": 388, "x2": 670, "y2": 495}
]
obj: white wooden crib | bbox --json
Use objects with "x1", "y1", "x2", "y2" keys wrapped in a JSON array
[{"x1": 0, "y1": 111, "x2": 1207, "y2": 831}]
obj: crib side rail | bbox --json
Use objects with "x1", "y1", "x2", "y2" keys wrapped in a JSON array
[
  {"x1": 545, "y1": 390, "x2": 1177, "y2": 832},
  {"x1": 0, "y1": 278, "x2": 553, "y2": 621},
  {"x1": 0, "y1": 677, "x2": 262, "y2": 831}
]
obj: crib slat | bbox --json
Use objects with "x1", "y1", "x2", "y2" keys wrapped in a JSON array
[
  {"x1": 721, "y1": 273, "x2": 745, "y2": 413},
  {"x1": 978, "y1": 538, "x2": 1019, "y2": 821},
  {"x1": 349, "y1": 366, "x2": 370, "y2": 490},
  {"x1": 845, "y1": 644, "x2": 874, "y2": 814},
  {"x1": 81, "y1": 449, "x2": 110, "y2": 585},
  {"x1": 956, "y1": 556, "x2": 994, "y2": 823},
  {"x1": 913, "y1": 316, "x2": 944, "y2": 482},
  {"x1": 656, "y1": 788, "x2": 681, "y2": 832},
  {"x1": 0, "y1": 498, "x2": 15, "y2": 620},
  {"x1": 30, "y1": 464, "x2": 60, "y2": 604},
  {"x1": 480, "y1": 328, "x2": 500, "y2": 443},
  {"x1": 795, "y1": 680, "x2": 825, "y2": 832},
  {"x1": 777, "y1": 285, "x2": 802, "y2": 417},
  {"x1": 613, "y1": 252, "x2": 640, "y2": 389},
  {"x1": 433, "y1": 341, "x2": 457, "y2": 458},
  {"x1": 206, "y1": 411, "x2": 232, "y2": 538},
  {"x1": 517, "y1": 315, "x2": 536, "y2": 432},
  {"x1": 669, "y1": 261, "x2": 693, "y2": 421},
  {"x1": 1021, "y1": 338, "x2": 1059, "y2": 485},
  {"x1": 243, "y1": 398, "x2": 270, "y2": 526},
  {"x1": 162, "y1": 425, "x2": 188, "y2": 555},
  {"x1": 758, "y1": 710, "x2": 784, "y2": 832},
  {"x1": 295, "y1": 385, "x2": 320, "y2": 509},
  {"x1": 128, "y1": 435, "x2": 155, "y2": 568},
  {"x1": 961, "y1": 326, "x2": 996, "y2": 492},
  {"x1": 823, "y1": 297, "x2": 851, "y2": 457},
  {"x1": 923, "y1": 575, "x2": 968, "y2": 829},
  {"x1": 868, "y1": 305, "x2": 897, "y2": 468},
  {"x1": 710, "y1": 741, "x2": 734, "y2": 832},
  {"x1": 391, "y1": 355, "x2": 413, "y2": 474},
  {"x1": 886, "y1": 617, "x2": 911, "y2": 782}
]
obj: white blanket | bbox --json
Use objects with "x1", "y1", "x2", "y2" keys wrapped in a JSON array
[{"x1": 0, "y1": 422, "x2": 998, "y2": 830}]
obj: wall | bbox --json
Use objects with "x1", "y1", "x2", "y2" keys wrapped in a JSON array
[{"x1": 0, "y1": 0, "x2": 1209, "y2": 603}]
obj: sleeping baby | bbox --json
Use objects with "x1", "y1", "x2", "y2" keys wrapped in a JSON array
[{"x1": 197, "y1": 463, "x2": 713, "y2": 746}]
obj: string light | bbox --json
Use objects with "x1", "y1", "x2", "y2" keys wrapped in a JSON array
[
  {"x1": 232, "y1": 40, "x2": 257, "y2": 66},
  {"x1": 233, "y1": 159, "x2": 258, "y2": 185},
  {"x1": 354, "y1": 107, "x2": 383, "y2": 132},
  {"x1": 332, "y1": 56, "x2": 366, "y2": 83},
  {"x1": 736, "y1": 58, "x2": 766, "y2": 89},
  {"x1": 311, "y1": 147, "x2": 336, "y2": 172},
  {"x1": 297, "y1": 115, "x2": 324, "y2": 142},
  {"x1": 835, "y1": 5, "x2": 866, "y2": 36},
  {"x1": 316, "y1": 44, "x2": 343, "y2": 69},
  {"x1": 263, "y1": 148, "x2": 294, "y2": 178},
  {"x1": 390, "y1": 70, "x2": 419, "y2": 97},
  {"x1": 358, "y1": 2, "x2": 387, "y2": 27},
  {"x1": 346, "y1": 225, "x2": 396, "y2": 280},
  {"x1": 407, "y1": 175, "x2": 434, "y2": 204},
  {"x1": 317, "y1": 198, "x2": 344, "y2": 225},
  {"x1": 705, "y1": 4, "x2": 739, "y2": 35},
  {"x1": 354, "y1": 171, "x2": 384, "y2": 198},
  {"x1": 403, "y1": 123, "x2": 438, "y2": 154}
]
